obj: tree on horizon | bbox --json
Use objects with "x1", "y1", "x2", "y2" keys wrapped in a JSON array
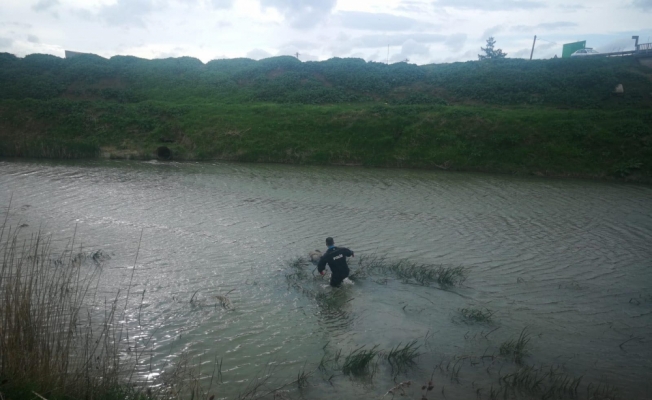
[{"x1": 478, "y1": 37, "x2": 507, "y2": 60}]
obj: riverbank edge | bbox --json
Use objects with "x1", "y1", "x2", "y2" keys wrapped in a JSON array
[{"x1": 3, "y1": 151, "x2": 650, "y2": 185}]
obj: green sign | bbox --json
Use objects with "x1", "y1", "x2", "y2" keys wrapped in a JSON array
[{"x1": 562, "y1": 41, "x2": 586, "y2": 58}]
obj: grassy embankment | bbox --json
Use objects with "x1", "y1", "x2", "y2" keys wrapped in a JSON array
[{"x1": 0, "y1": 53, "x2": 651, "y2": 181}]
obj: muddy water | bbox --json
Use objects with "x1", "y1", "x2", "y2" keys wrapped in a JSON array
[{"x1": 1, "y1": 159, "x2": 651, "y2": 399}]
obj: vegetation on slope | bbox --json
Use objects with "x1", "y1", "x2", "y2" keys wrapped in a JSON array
[{"x1": 0, "y1": 53, "x2": 651, "y2": 180}]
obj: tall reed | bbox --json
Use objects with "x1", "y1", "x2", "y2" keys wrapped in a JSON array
[{"x1": 0, "y1": 215, "x2": 132, "y2": 399}]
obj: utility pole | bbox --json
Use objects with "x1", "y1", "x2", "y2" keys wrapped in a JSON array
[{"x1": 529, "y1": 35, "x2": 537, "y2": 60}]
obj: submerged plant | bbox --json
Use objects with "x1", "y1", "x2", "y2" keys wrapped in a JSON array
[
  {"x1": 355, "y1": 256, "x2": 467, "y2": 287},
  {"x1": 341, "y1": 345, "x2": 380, "y2": 377},
  {"x1": 498, "y1": 364, "x2": 584, "y2": 399},
  {"x1": 285, "y1": 256, "x2": 310, "y2": 281},
  {"x1": 385, "y1": 340, "x2": 421, "y2": 375},
  {"x1": 499, "y1": 328, "x2": 531, "y2": 364},
  {"x1": 459, "y1": 307, "x2": 494, "y2": 323}
]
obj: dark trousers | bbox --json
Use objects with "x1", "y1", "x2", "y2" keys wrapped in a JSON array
[{"x1": 330, "y1": 271, "x2": 349, "y2": 287}]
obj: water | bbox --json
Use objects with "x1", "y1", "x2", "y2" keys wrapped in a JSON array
[{"x1": 1, "y1": 158, "x2": 651, "y2": 399}]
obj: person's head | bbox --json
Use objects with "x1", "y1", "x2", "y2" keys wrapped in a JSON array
[{"x1": 325, "y1": 237, "x2": 334, "y2": 247}]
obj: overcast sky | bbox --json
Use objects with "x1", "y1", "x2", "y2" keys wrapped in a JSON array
[{"x1": 1, "y1": 0, "x2": 651, "y2": 64}]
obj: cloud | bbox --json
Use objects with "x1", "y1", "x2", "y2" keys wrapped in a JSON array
[
  {"x1": 558, "y1": 4, "x2": 585, "y2": 12},
  {"x1": 395, "y1": 1, "x2": 430, "y2": 12},
  {"x1": 631, "y1": 0, "x2": 652, "y2": 10},
  {"x1": 355, "y1": 33, "x2": 449, "y2": 48},
  {"x1": 434, "y1": 0, "x2": 546, "y2": 11},
  {"x1": 211, "y1": 0, "x2": 234, "y2": 8},
  {"x1": 0, "y1": 37, "x2": 13, "y2": 49},
  {"x1": 259, "y1": 0, "x2": 337, "y2": 29},
  {"x1": 511, "y1": 42, "x2": 556, "y2": 59},
  {"x1": 32, "y1": 0, "x2": 60, "y2": 12},
  {"x1": 246, "y1": 48, "x2": 272, "y2": 59},
  {"x1": 336, "y1": 11, "x2": 429, "y2": 31},
  {"x1": 512, "y1": 21, "x2": 577, "y2": 32},
  {"x1": 402, "y1": 39, "x2": 429, "y2": 56},
  {"x1": 595, "y1": 37, "x2": 637, "y2": 53},
  {"x1": 98, "y1": 0, "x2": 160, "y2": 28},
  {"x1": 445, "y1": 33, "x2": 467, "y2": 51},
  {"x1": 511, "y1": 48, "x2": 530, "y2": 58},
  {"x1": 27, "y1": 34, "x2": 40, "y2": 43},
  {"x1": 482, "y1": 25, "x2": 504, "y2": 39}
]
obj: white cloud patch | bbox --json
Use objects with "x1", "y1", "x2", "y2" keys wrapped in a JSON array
[
  {"x1": 0, "y1": 37, "x2": 13, "y2": 49},
  {"x1": 246, "y1": 48, "x2": 272, "y2": 59},
  {"x1": 98, "y1": 0, "x2": 160, "y2": 28},
  {"x1": 211, "y1": 0, "x2": 235, "y2": 9},
  {"x1": 390, "y1": 39, "x2": 429, "y2": 63},
  {"x1": 32, "y1": 0, "x2": 60, "y2": 12},
  {"x1": 481, "y1": 25, "x2": 504, "y2": 39},
  {"x1": 434, "y1": 0, "x2": 546, "y2": 11},
  {"x1": 596, "y1": 37, "x2": 637, "y2": 52},
  {"x1": 259, "y1": 0, "x2": 337, "y2": 29},
  {"x1": 355, "y1": 33, "x2": 450, "y2": 48},
  {"x1": 512, "y1": 21, "x2": 577, "y2": 32},
  {"x1": 336, "y1": 11, "x2": 430, "y2": 31},
  {"x1": 558, "y1": 4, "x2": 585, "y2": 12},
  {"x1": 445, "y1": 33, "x2": 467, "y2": 51},
  {"x1": 395, "y1": 1, "x2": 429, "y2": 12},
  {"x1": 631, "y1": 0, "x2": 652, "y2": 10}
]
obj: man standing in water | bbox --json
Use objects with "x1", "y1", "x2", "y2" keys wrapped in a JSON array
[{"x1": 317, "y1": 237, "x2": 354, "y2": 287}]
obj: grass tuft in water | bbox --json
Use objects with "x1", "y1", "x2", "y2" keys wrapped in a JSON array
[
  {"x1": 356, "y1": 255, "x2": 467, "y2": 287},
  {"x1": 341, "y1": 345, "x2": 380, "y2": 377},
  {"x1": 459, "y1": 307, "x2": 494, "y2": 323},
  {"x1": 285, "y1": 256, "x2": 310, "y2": 281},
  {"x1": 499, "y1": 328, "x2": 531, "y2": 365},
  {"x1": 586, "y1": 382, "x2": 621, "y2": 400},
  {"x1": 497, "y1": 364, "x2": 588, "y2": 399},
  {"x1": 385, "y1": 340, "x2": 421, "y2": 375},
  {"x1": 297, "y1": 364, "x2": 310, "y2": 389}
]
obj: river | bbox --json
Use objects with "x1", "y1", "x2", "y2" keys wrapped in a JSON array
[{"x1": 1, "y1": 159, "x2": 651, "y2": 399}]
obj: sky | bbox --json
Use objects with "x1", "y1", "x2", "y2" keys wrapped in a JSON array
[{"x1": 0, "y1": 0, "x2": 651, "y2": 64}]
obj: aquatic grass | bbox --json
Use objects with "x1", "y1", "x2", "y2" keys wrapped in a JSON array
[
  {"x1": 499, "y1": 328, "x2": 531, "y2": 365},
  {"x1": 356, "y1": 255, "x2": 467, "y2": 287},
  {"x1": 0, "y1": 204, "x2": 219, "y2": 400},
  {"x1": 385, "y1": 340, "x2": 421, "y2": 375},
  {"x1": 586, "y1": 382, "x2": 621, "y2": 400},
  {"x1": 0, "y1": 216, "x2": 135, "y2": 399},
  {"x1": 459, "y1": 308, "x2": 495, "y2": 323},
  {"x1": 341, "y1": 345, "x2": 380, "y2": 377},
  {"x1": 287, "y1": 256, "x2": 309, "y2": 270},
  {"x1": 498, "y1": 364, "x2": 584, "y2": 399},
  {"x1": 296, "y1": 364, "x2": 310, "y2": 389}
]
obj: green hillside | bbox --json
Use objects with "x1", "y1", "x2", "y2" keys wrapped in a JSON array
[{"x1": 0, "y1": 53, "x2": 651, "y2": 181}]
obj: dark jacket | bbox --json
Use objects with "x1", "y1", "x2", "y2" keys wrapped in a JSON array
[{"x1": 317, "y1": 247, "x2": 354, "y2": 278}]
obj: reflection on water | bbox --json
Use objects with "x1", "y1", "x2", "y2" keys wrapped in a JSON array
[{"x1": 1, "y1": 158, "x2": 651, "y2": 398}]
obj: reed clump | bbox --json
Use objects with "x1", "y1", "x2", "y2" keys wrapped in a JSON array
[
  {"x1": 0, "y1": 223, "x2": 127, "y2": 399},
  {"x1": 0, "y1": 210, "x2": 216, "y2": 400}
]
